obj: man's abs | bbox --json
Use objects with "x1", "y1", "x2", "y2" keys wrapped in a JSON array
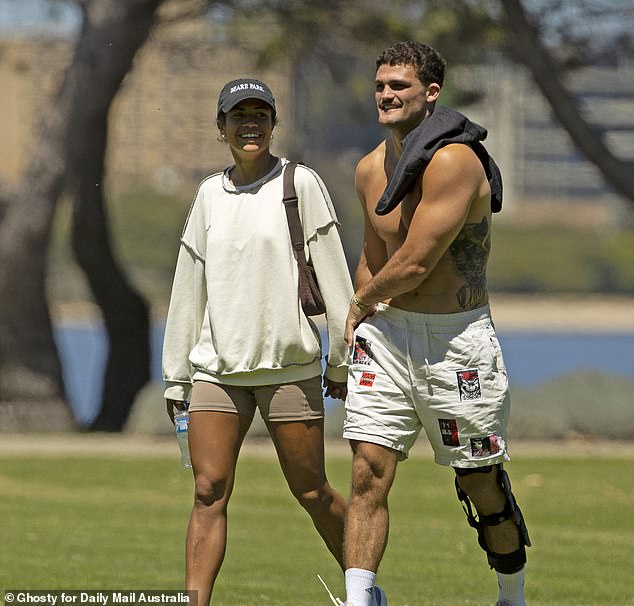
[
  {"x1": 387, "y1": 203, "x2": 491, "y2": 313},
  {"x1": 389, "y1": 255, "x2": 490, "y2": 313},
  {"x1": 369, "y1": 196, "x2": 491, "y2": 314}
]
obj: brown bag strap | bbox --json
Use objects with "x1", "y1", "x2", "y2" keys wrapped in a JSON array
[{"x1": 282, "y1": 162, "x2": 309, "y2": 265}]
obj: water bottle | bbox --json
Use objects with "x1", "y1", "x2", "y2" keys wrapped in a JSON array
[{"x1": 174, "y1": 406, "x2": 192, "y2": 469}]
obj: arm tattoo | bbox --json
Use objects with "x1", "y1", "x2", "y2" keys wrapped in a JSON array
[{"x1": 449, "y1": 217, "x2": 490, "y2": 309}]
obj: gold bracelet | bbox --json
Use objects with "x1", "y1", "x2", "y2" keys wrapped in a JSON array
[{"x1": 351, "y1": 292, "x2": 370, "y2": 310}]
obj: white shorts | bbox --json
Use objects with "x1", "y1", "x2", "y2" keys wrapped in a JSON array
[{"x1": 343, "y1": 303, "x2": 511, "y2": 468}]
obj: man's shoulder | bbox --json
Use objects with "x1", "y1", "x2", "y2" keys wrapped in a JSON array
[
  {"x1": 431, "y1": 142, "x2": 481, "y2": 166},
  {"x1": 356, "y1": 140, "x2": 387, "y2": 180},
  {"x1": 421, "y1": 143, "x2": 490, "y2": 206},
  {"x1": 426, "y1": 143, "x2": 485, "y2": 181}
]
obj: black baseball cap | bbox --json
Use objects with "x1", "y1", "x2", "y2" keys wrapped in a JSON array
[{"x1": 216, "y1": 78, "x2": 276, "y2": 118}]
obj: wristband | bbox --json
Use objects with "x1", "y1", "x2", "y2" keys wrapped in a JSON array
[{"x1": 351, "y1": 292, "x2": 370, "y2": 310}]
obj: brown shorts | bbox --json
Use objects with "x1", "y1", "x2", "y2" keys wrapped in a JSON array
[{"x1": 188, "y1": 376, "x2": 324, "y2": 422}]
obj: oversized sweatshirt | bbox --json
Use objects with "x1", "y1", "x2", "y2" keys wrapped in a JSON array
[{"x1": 162, "y1": 158, "x2": 353, "y2": 401}]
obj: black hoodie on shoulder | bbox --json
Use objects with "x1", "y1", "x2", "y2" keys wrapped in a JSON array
[{"x1": 375, "y1": 106, "x2": 503, "y2": 216}]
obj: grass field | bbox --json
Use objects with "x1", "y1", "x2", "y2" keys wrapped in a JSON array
[{"x1": 1, "y1": 439, "x2": 633, "y2": 606}]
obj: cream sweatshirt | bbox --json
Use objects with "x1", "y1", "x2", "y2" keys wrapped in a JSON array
[{"x1": 162, "y1": 158, "x2": 353, "y2": 401}]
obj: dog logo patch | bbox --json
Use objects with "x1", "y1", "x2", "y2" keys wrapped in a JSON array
[
  {"x1": 353, "y1": 336, "x2": 373, "y2": 365},
  {"x1": 470, "y1": 435, "x2": 500, "y2": 458},
  {"x1": 456, "y1": 368, "x2": 481, "y2": 401},
  {"x1": 438, "y1": 419, "x2": 460, "y2": 447},
  {"x1": 359, "y1": 372, "x2": 376, "y2": 387}
]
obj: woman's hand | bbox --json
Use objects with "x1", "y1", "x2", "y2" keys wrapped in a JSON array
[
  {"x1": 323, "y1": 377, "x2": 348, "y2": 401},
  {"x1": 166, "y1": 398, "x2": 187, "y2": 424}
]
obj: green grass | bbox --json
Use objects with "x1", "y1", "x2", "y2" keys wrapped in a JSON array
[{"x1": 1, "y1": 449, "x2": 633, "y2": 605}]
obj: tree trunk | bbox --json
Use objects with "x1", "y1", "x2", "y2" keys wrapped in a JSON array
[
  {"x1": 62, "y1": 0, "x2": 163, "y2": 431},
  {"x1": 0, "y1": 0, "x2": 164, "y2": 431},
  {"x1": 69, "y1": 117, "x2": 151, "y2": 432},
  {"x1": 72, "y1": 172, "x2": 151, "y2": 432},
  {"x1": 501, "y1": 0, "x2": 634, "y2": 204},
  {"x1": 0, "y1": 70, "x2": 75, "y2": 431}
]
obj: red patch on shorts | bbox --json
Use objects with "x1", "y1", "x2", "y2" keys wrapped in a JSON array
[
  {"x1": 456, "y1": 368, "x2": 482, "y2": 401},
  {"x1": 359, "y1": 372, "x2": 376, "y2": 387}
]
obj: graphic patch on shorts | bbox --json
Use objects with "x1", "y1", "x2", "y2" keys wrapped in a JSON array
[
  {"x1": 438, "y1": 418, "x2": 460, "y2": 446},
  {"x1": 456, "y1": 368, "x2": 482, "y2": 401},
  {"x1": 353, "y1": 336, "x2": 373, "y2": 365},
  {"x1": 470, "y1": 435, "x2": 500, "y2": 458},
  {"x1": 359, "y1": 371, "x2": 376, "y2": 387}
]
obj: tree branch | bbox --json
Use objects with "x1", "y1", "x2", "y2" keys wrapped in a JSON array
[{"x1": 502, "y1": 0, "x2": 634, "y2": 204}]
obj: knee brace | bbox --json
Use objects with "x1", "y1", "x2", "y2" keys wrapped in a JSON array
[{"x1": 455, "y1": 465, "x2": 531, "y2": 574}]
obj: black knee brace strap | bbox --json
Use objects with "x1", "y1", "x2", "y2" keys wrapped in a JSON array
[{"x1": 455, "y1": 465, "x2": 531, "y2": 574}]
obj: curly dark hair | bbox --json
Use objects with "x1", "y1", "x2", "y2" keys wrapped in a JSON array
[{"x1": 376, "y1": 41, "x2": 446, "y2": 87}]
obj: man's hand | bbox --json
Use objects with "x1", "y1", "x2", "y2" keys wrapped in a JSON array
[
  {"x1": 344, "y1": 299, "x2": 375, "y2": 347},
  {"x1": 323, "y1": 377, "x2": 347, "y2": 401},
  {"x1": 166, "y1": 398, "x2": 187, "y2": 424}
]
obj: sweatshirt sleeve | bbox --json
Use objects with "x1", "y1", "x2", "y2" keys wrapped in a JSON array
[
  {"x1": 296, "y1": 166, "x2": 354, "y2": 383},
  {"x1": 162, "y1": 185, "x2": 209, "y2": 401}
]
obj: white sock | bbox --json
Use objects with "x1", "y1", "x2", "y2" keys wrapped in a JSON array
[
  {"x1": 345, "y1": 568, "x2": 376, "y2": 606},
  {"x1": 496, "y1": 567, "x2": 526, "y2": 605}
]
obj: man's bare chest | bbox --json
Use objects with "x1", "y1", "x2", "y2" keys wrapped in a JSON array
[{"x1": 366, "y1": 177, "x2": 421, "y2": 244}]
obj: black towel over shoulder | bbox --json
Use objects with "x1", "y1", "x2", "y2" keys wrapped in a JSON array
[{"x1": 375, "y1": 106, "x2": 503, "y2": 216}]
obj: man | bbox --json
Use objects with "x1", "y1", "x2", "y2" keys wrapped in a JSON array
[{"x1": 340, "y1": 42, "x2": 530, "y2": 606}]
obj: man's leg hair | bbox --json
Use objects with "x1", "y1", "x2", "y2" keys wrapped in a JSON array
[{"x1": 454, "y1": 464, "x2": 531, "y2": 574}]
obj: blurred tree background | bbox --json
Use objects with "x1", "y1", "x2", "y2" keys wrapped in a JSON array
[{"x1": 0, "y1": 0, "x2": 632, "y2": 431}]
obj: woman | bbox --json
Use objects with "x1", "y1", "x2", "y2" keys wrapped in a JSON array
[{"x1": 162, "y1": 78, "x2": 353, "y2": 604}]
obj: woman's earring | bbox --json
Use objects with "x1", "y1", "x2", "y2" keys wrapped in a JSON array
[{"x1": 217, "y1": 132, "x2": 227, "y2": 142}]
